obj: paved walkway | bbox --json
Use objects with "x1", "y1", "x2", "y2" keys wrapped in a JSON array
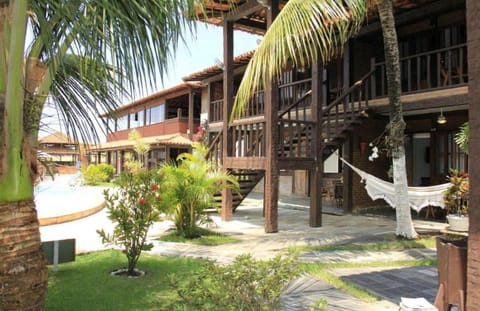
[
  {"x1": 147, "y1": 192, "x2": 446, "y2": 311},
  {"x1": 38, "y1": 179, "x2": 446, "y2": 311}
]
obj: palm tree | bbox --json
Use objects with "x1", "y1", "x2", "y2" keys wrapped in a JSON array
[
  {"x1": 0, "y1": 1, "x2": 203, "y2": 309},
  {"x1": 159, "y1": 143, "x2": 239, "y2": 238},
  {"x1": 233, "y1": 0, "x2": 417, "y2": 238}
]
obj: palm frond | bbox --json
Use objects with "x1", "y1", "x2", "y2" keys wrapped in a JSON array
[
  {"x1": 233, "y1": 0, "x2": 367, "y2": 119},
  {"x1": 47, "y1": 53, "x2": 123, "y2": 144}
]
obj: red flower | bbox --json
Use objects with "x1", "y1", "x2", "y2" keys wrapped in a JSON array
[
  {"x1": 138, "y1": 198, "x2": 146, "y2": 205},
  {"x1": 150, "y1": 184, "x2": 159, "y2": 191},
  {"x1": 155, "y1": 196, "x2": 162, "y2": 202}
]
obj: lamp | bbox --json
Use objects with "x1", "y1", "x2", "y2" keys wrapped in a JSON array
[{"x1": 437, "y1": 108, "x2": 447, "y2": 125}]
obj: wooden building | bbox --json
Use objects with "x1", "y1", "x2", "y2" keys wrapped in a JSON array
[
  {"x1": 88, "y1": 82, "x2": 203, "y2": 173},
  {"x1": 38, "y1": 131, "x2": 81, "y2": 166},
  {"x1": 179, "y1": 0, "x2": 469, "y2": 233}
]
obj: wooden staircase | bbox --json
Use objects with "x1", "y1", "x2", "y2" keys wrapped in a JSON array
[{"x1": 209, "y1": 68, "x2": 375, "y2": 212}]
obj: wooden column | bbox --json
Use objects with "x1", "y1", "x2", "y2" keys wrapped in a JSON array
[
  {"x1": 309, "y1": 60, "x2": 324, "y2": 227},
  {"x1": 221, "y1": 20, "x2": 234, "y2": 221},
  {"x1": 263, "y1": 0, "x2": 280, "y2": 233},
  {"x1": 466, "y1": 0, "x2": 480, "y2": 308},
  {"x1": 188, "y1": 90, "x2": 194, "y2": 141},
  {"x1": 342, "y1": 136, "x2": 353, "y2": 211}
]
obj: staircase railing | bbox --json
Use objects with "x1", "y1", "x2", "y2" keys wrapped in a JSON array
[{"x1": 323, "y1": 68, "x2": 375, "y2": 144}]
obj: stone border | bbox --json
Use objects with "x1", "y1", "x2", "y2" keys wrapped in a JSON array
[{"x1": 39, "y1": 201, "x2": 106, "y2": 226}]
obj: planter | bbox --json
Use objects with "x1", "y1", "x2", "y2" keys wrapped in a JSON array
[
  {"x1": 434, "y1": 237, "x2": 467, "y2": 311},
  {"x1": 446, "y1": 214, "x2": 469, "y2": 232}
]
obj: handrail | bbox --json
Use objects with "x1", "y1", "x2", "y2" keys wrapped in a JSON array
[
  {"x1": 206, "y1": 129, "x2": 223, "y2": 160},
  {"x1": 278, "y1": 90, "x2": 312, "y2": 118},
  {"x1": 373, "y1": 43, "x2": 467, "y2": 66},
  {"x1": 323, "y1": 68, "x2": 375, "y2": 113}
]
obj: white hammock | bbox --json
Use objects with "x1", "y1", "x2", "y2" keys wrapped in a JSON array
[{"x1": 340, "y1": 158, "x2": 450, "y2": 212}]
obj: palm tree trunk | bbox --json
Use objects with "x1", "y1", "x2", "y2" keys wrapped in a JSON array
[
  {"x1": 0, "y1": 200, "x2": 48, "y2": 311},
  {"x1": 376, "y1": 0, "x2": 417, "y2": 238}
]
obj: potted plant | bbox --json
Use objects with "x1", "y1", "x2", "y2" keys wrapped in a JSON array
[{"x1": 443, "y1": 169, "x2": 469, "y2": 232}]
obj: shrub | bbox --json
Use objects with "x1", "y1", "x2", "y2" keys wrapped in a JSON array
[
  {"x1": 97, "y1": 170, "x2": 164, "y2": 276},
  {"x1": 159, "y1": 143, "x2": 239, "y2": 238},
  {"x1": 83, "y1": 163, "x2": 114, "y2": 185},
  {"x1": 169, "y1": 251, "x2": 300, "y2": 311}
]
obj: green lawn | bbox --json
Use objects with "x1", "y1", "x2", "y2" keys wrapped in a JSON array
[
  {"x1": 46, "y1": 250, "x2": 203, "y2": 311},
  {"x1": 159, "y1": 228, "x2": 239, "y2": 246}
]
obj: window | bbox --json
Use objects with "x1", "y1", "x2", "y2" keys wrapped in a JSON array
[
  {"x1": 116, "y1": 115, "x2": 128, "y2": 131},
  {"x1": 147, "y1": 147, "x2": 166, "y2": 169},
  {"x1": 129, "y1": 110, "x2": 144, "y2": 128},
  {"x1": 146, "y1": 104, "x2": 165, "y2": 125},
  {"x1": 436, "y1": 131, "x2": 468, "y2": 175}
]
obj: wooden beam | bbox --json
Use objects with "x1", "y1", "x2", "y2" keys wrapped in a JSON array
[
  {"x1": 224, "y1": 156, "x2": 266, "y2": 169},
  {"x1": 359, "y1": 0, "x2": 465, "y2": 36},
  {"x1": 188, "y1": 91, "x2": 194, "y2": 140},
  {"x1": 224, "y1": 0, "x2": 262, "y2": 22},
  {"x1": 263, "y1": 0, "x2": 279, "y2": 233},
  {"x1": 277, "y1": 159, "x2": 316, "y2": 170},
  {"x1": 235, "y1": 18, "x2": 267, "y2": 32},
  {"x1": 309, "y1": 60, "x2": 324, "y2": 227},
  {"x1": 221, "y1": 20, "x2": 234, "y2": 221}
]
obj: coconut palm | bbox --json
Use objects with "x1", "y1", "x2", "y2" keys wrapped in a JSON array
[
  {"x1": 0, "y1": 1, "x2": 203, "y2": 309},
  {"x1": 233, "y1": 0, "x2": 417, "y2": 238}
]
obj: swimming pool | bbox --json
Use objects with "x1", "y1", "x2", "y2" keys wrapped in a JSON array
[{"x1": 35, "y1": 174, "x2": 106, "y2": 220}]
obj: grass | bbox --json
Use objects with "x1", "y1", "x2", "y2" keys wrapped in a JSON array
[
  {"x1": 46, "y1": 250, "x2": 203, "y2": 311},
  {"x1": 159, "y1": 227, "x2": 239, "y2": 246},
  {"x1": 46, "y1": 235, "x2": 438, "y2": 309},
  {"x1": 289, "y1": 235, "x2": 436, "y2": 253}
]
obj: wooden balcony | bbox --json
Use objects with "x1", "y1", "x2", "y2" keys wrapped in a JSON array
[
  {"x1": 106, "y1": 117, "x2": 198, "y2": 142},
  {"x1": 371, "y1": 43, "x2": 467, "y2": 98}
]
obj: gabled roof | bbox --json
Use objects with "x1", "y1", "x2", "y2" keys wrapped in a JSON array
[
  {"x1": 102, "y1": 81, "x2": 204, "y2": 117},
  {"x1": 38, "y1": 132, "x2": 76, "y2": 144},
  {"x1": 182, "y1": 50, "x2": 255, "y2": 82}
]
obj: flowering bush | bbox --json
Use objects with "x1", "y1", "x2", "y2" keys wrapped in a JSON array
[
  {"x1": 97, "y1": 170, "x2": 164, "y2": 276},
  {"x1": 443, "y1": 169, "x2": 469, "y2": 216}
]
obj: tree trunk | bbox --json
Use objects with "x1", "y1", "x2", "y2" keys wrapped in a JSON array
[
  {"x1": 0, "y1": 200, "x2": 48, "y2": 311},
  {"x1": 376, "y1": 0, "x2": 417, "y2": 238}
]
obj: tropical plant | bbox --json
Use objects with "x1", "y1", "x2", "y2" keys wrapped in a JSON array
[
  {"x1": 159, "y1": 142, "x2": 239, "y2": 238},
  {"x1": 82, "y1": 163, "x2": 115, "y2": 185},
  {"x1": 170, "y1": 251, "x2": 300, "y2": 311},
  {"x1": 455, "y1": 122, "x2": 469, "y2": 154},
  {"x1": 444, "y1": 169, "x2": 469, "y2": 216},
  {"x1": 232, "y1": 0, "x2": 417, "y2": 238},
  {"x1": 0, "y1": 1, "x2": 204, "y2": 309},
  {"x1": 97, "y1": 170, "x2": 163, "y2": 276}
]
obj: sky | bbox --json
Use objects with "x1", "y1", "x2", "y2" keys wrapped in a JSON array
[
  {"x1": 40, "y1": 23, "x2": 261, "y2": 139},
  {"x1": 160, "y1": 23, "x2": 261, "y2": 91}
]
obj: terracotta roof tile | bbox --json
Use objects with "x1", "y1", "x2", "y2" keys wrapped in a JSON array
[
  {"x1": 182, "y1": 50, "x2": 255, "y2": 81},
  {"x1": 90, "y1": 133, "x2": 192, "y2": 151}
]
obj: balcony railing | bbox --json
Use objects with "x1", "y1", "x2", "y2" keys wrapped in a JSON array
[{"x1": 371, "y1": 43, "x2": 467, "y2": 98}]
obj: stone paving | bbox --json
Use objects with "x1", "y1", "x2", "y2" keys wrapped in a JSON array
[{"x1": 147, "y1": 192, "x2": 447, "y2": 311}]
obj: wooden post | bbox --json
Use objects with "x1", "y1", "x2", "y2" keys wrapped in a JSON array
[
  {"x1": 466, "y1": 0, "x2": 480, "y2": 308},
  {"x1": 310, "y1": 60, "x2": 324, "y2": 227},
  {"x1": 221, "y1": 20, "x2": 234, "y2": 221},
  {"x1": 263, "y1": 0, "x2": 280, "y2": 233},
  {"x1": 188, "y1": 89, "x2": 194, "y2": 140}
]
